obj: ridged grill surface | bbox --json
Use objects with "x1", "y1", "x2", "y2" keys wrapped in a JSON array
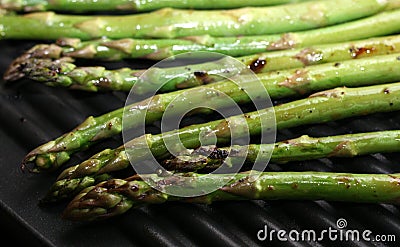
[{"x1": 1, "y1": 40, "x2": 400, "y2": 247}]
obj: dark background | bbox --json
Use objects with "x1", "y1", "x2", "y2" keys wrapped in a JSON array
[{"x1": 1, "y1": 39, "x2": 400, "y2": 247}]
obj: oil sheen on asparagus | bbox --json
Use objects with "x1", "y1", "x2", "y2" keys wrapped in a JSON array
[
  {"x1": 0, "y1": 0, "x2": 314, "y2": 12},
  {"x1": 43, "y1": 130, "x2": 400, "y2": 203},
  {"x1": 53, "y1": 83, "x2": 400, "y2": 191},
  {"x1": 21, "y1": 54, "x2": 400, "y2": 172},
  {"x1": 5, "y1": 35, "x2": 400, "y2": 92},
  {"x1": 5, "y1": 9, "x2": 400, "y2": 61},
  {"x1": 62, "y1": 171, "x2": 400, "y2": 221},
  {"x1": 0, "y1": 0, "x2": 396, "y2": 40}
]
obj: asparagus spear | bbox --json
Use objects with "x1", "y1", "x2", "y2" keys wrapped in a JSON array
[
  {"x1": 0, "y1": 0, "x2": 314, "y2": 13},
  {"x1": 3, "y1": 55, "x2": 244, "y2": 92},
  {"x1": 40, "y1": 173, "x2": 114, "y2": 204},
  {"x1": 43, "y1": 130, "x2": 400, "y2": 203},
  {"x1": 22, "y1": 53, "x2": 400, "y2": 172},
  {"x1": 55, "y1": 82, "x2": 400, "y2": 182},
  {"x1": 7, "y1": 9, "x2": 400, "y2": 61},
  {"x1": 6, "y1": 35, "x2": 400, "y2": 92},
  {"x1": 0, "y1": 0, "x2": 393, "y2": 40},
  {"x1": 62, "y1": 171, "x2": 400, "y2": 221},
  {"x1": 164, "y1": 130, "x2": 400, "y2": 172}
]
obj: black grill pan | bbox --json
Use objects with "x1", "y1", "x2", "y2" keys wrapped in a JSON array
[{"x1": 1, "y1": 39, "x2": 400, "y2": 247}]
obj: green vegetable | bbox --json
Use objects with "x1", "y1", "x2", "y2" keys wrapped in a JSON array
[
  {"x1": 0, "y1": 0, "x2": 394, "y2": 40},
  {"x1": 54, "y1": 82, "x2": 400, "y2": 183},
  {"x1": 22, "y1": 54, "x2": 400, "y2": 172},
  {"x1": 6, "y1": 9, "x2": 400, "y2": 60},
  {"x1": 0, "y1": 0, "x2": 314, "y2": 13},
  {"x1": 164, "y1": 130, "x2": 400, "y2": 171},
  {"x1": 62, "y1": 171, "x2": 400, "y2": 221},
  {"x1": 44, "y1": 129, "x2": 400, "y2": 203},
  {"x1": 6, "y1": 35, "x2": 400, "y2": 92}
]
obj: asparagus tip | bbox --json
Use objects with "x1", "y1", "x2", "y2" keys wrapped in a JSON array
[
  {"x1": 20, "y1": 147, "x2": 42, "y2": 173},
  {"x1": 3, "y1": 52, "x2": 30, "y2": 81},
  {"x1": 61, "y1": 182, "x2": 135, "y2": 221},
  {"x1": 4, "y1": 44, "x2": 64, "y2": 82},
  {"x1": 21, "y1": 157, "x2": 37, "y2": 173}
]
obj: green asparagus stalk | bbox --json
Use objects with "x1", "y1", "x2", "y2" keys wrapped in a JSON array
[
  {"x1": 6, "y1": 35, "x2": 400, "y2": 92},
  {"x1": 0, "y1": 0, "x2": 314, "y2": 13},
  {"x1": 62, "y1": 171, "x2": 400, "y2": 221},
  {"x1": 0, "y1": 0, "x2": 394, "y2": 40},
  {"x1": 40, "y1": 173, "x2": 114, "y2": 204},
  {"x1": 55, "y1": 82, "x2": 400, "y2": 182},
  {"x1": 43, "y1": 130, "x2": 400, "y2": 203},
  {"x1": 7, "y1": 9, "x2": 400, "y2": 61},
  {"x1": 22, "y1": 53, "x2": 400, "y2": 172},
  {"x1": 163, "y1": 130, "x2": 400, "y2": 172}
]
